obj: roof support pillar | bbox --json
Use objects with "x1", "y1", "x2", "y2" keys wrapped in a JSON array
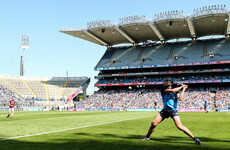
[
  {"x1": 83, "y1": 30, "x2": 109, "y2": 46},
  {"x1": 114, "y1": 27, "x2": 135, "y2": 44},
  {"x1": 187, "y1": 18, "x2": 197, "y2": 39},
  {"x1": 149, "y1": 23, "x2": 166, "y2": 41},
  {"x1": 225, "y1": 13, "x2": 230, "y2": 35}
]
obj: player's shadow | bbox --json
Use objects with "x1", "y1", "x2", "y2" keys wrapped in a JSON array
[
  {"x1": 1, "y1": 133, "x2": 229, "y2": 150},
  {"x1": 74, "y1": 132, "x2": 230, "y2": 145},
  {"x1": 150, "y1": 136, "x2": 195, "y2": 145},
  {"x1": 75, "y1": 132, "x2": 89, "y2": 136},
  {"x1": 75, "y1": 133, "x2": 141, "y2": 139},
  {"x1": 75, "y1": 133, "x2": 193, "y2": 144},
  {"x1": 118, "y1": 134, "x2": 193, "y2": 144},
  {"x1": 0, "y1": 139, "x2": 197, "y2": 150},
  {"x1": 152, "y1": 136, "x2": 230, "y2": 144},
  {"x1": 102, "y1": 134, "x2": 143, "y2": 140},
  {"x1": 197, "y1": 136, "x2": 230, "y2": 143}
]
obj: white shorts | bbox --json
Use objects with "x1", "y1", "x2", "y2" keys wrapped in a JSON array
[{"x1": 9, "y1": 108, "x2": 15, "y2": 112}]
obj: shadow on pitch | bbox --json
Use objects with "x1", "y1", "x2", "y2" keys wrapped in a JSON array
[
  {"x1": 94, "y1": 134, "x2": 193, "y2": 144},
  {"x1": 75, "y1": 132, "x2": 230, "y2": 145},
  {"x1": 75, "y1": 132, "x2": 141, "y2": 139},
  {"x1": 0, "y1": 138, "x2": 211, "y2": 150},
  {"x1": 0, "y1": 134, "x2": 229, "y2": 150},
  {"x1": 150, "y1": 137, "x2": 192, "y2": 145}
]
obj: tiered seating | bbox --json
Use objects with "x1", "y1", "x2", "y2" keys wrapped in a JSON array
[
  {"x1": 173, "y1": 41, "x2": 206, "y2": 63},
  {"x1": 26, "y1": 80, "x2": 47, "y2": 99},
  {"x1": 110, "y1": 47, "x2": 142, "y2": 67},
  {"x1": 77, "y1": 87, "x2": 229, "y2": 109},
  {"x1": 207, "y1": 39, "x2": 230, "y2": 61},
  {"x1": 47, "y1": 80, "x2": 66, "y2": 99},
  {"x1": 5, "y1": 78, "x2": 34, "y2": 97},
  {"x1": 141, "y1": 45, "x2": 171, "y2": 65},
  {"x1": 0, "y1": 75, "x2": 89, "y2": 101},
  {"x1": 95, "y1": 39, "x2": 230, "y2": 68},
  {"x1": 62, "y1": 80, "x2": 85, "y2": 98},
  {"x1": 97, "y1": 74, "x2": 230, "y2": 84},
  {"x1": 0, "y1": 78, "x2": 23, "y2": 96},
  {"x1": 96, "y1": 49, "x2": 116, "y2": 68},
  {"x1": 0, "y1": 84, "x2": 23, "y2": 105}
]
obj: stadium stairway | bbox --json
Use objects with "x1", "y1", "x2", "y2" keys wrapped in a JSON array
[
  {"x1": 168, "y1": 45, "x2": 174, "y2": 60},
  {"x1": 56, "y1": 81, "x2": 68, "y2": 101},
  {"x1": 203, "y1": 42, "x2": 208, "y2": 57},
  {"x1": 0, "y1": 78, "x2": 24, "y2": 96},
  {"x1": 95, "y1": 48, "x2": 116, "y2": 68},
  {"x1": 135, "y1": 47, "x2": 145, "y2": 62},
  {"x1": 23, "y1": 80, "x2": 37, "y2": 98},
  {"x1": 45, "y1": 81, "x2": 50, "y2": 101}
]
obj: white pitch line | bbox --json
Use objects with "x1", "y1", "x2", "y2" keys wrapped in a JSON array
[{"x1": 1, "y1": 115, "x2": 152, "y2": 141}]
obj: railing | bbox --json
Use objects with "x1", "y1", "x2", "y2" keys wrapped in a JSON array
[
  {"x1": 60, "y1": 5, "x2": 229, "y2": 31},
  {"x1": 193, "y1": 5, "x2": 228, "y2": 17}
]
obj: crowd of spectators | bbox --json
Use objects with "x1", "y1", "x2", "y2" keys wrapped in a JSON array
[
  {"x1": 1, "y1": 84, "x2": 229, "y2": 111},
  {"x1": 76, "y1": 89, "x2": 136, "y2": 110},
  {"x1": 0, "y1": 84, "x2": 34, "y2": 107},
  {"x1": 0, "y1": 85, "x2": 20, "y2": 107},
  {"x1": 98, "y1": 74, "x2": 230, "y2": 84},
  {"x1": 76, "y1": 87, "x2": 230, "y2": 110}
]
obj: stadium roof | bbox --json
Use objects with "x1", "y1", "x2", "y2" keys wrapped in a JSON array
[
  {"x1": 0, "y1": 74, "x2": 88, "y2": 81},
  {"x1": 60, "y1": 5, "x2": 230, "y2": 46}
]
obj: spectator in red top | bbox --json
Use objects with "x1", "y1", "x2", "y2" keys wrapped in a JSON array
[{"x1": 7, "y1": 98, "x2": 17, "y2": 119}]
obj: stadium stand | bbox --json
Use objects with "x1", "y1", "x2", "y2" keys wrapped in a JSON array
[
  {"x1": 0, "y1": 75, "x2": 90, "y2": 108},
  {"x1": 141, "y1": 45, "x2": 172, "y2": 65},
  {"x1": 206, "y1": 39, "x2": 230, "y2": 61},
  {"x1": 109, "y1": 47, "x2": 142, "y2": 67},
  {"x1": 26, "y1": 79, "x2": 47, "y2": 99},
  {"x1": 96, "y1": 74, "x2": 230, "y2": 84},
  {"x1": 172, "y1": 41, "x2": 205, "y2": 64},
  {"x1": 60, "y1": 5, "x2": 230, "y2": 112},
  {"x1": 0, "y1": 84, "x2": 22, "y2": 106},
  {"x1": 95, "y1": 39, "x2": 230, "y2": 69},
  {"x1": 76, "y1": 87, "x2": 229, "y2": 110},
  {"x1": 95, "y1": 49, "x2": 116, "y2": 68}
]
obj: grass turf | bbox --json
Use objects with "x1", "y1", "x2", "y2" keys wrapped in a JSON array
[{"x1": 0, "y1": 111, "x2": 229, "y2": 150}]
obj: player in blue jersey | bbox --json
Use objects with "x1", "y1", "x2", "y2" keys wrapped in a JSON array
[
  {"x1": 203, "y1": 100, "x2": 208, "y2": 113},
  {"x1": 139, "y1": 78, "x2": 202, "y2": 145}
]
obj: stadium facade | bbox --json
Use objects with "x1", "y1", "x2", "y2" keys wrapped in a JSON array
[{"x1": 60, "y1": 5, "x2": 229, "y2": 111}]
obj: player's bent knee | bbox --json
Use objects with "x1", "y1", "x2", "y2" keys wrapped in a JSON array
[
  {"x1": 152, "y1": 121, "x2": 158, "y2": 126},
  {"x1": 177, "y1": 125, "x2": 184, "y2": 130}
]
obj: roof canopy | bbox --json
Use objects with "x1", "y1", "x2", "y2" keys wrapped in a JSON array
[{"x1": 60, "y1": 5, "x2": 230, "y2": 46}]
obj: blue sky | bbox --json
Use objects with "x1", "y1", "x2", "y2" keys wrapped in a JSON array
[{"x1": 0, "y1": 0, "x2": 230, "y2": 94}]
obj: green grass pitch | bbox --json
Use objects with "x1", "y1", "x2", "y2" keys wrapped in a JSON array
[{"x1": 0, "y1": 111, "x2": 229, "y2": 150}]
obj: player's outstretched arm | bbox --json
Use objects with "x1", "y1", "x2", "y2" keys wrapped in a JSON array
[
  {"x1": 165, "y1": 85, "x2": 184, "y2": 93},
  {"x1": 179, "y1": 85, "x2": 188, "y2": 101}
]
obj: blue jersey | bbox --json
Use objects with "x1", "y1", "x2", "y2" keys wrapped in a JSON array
[
  {"x1": 204, "y1": 101, "x2": 207, "y2": 106},
  {"x1": 161, "y1": 87, "x2": 178, "y2": 110}
]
